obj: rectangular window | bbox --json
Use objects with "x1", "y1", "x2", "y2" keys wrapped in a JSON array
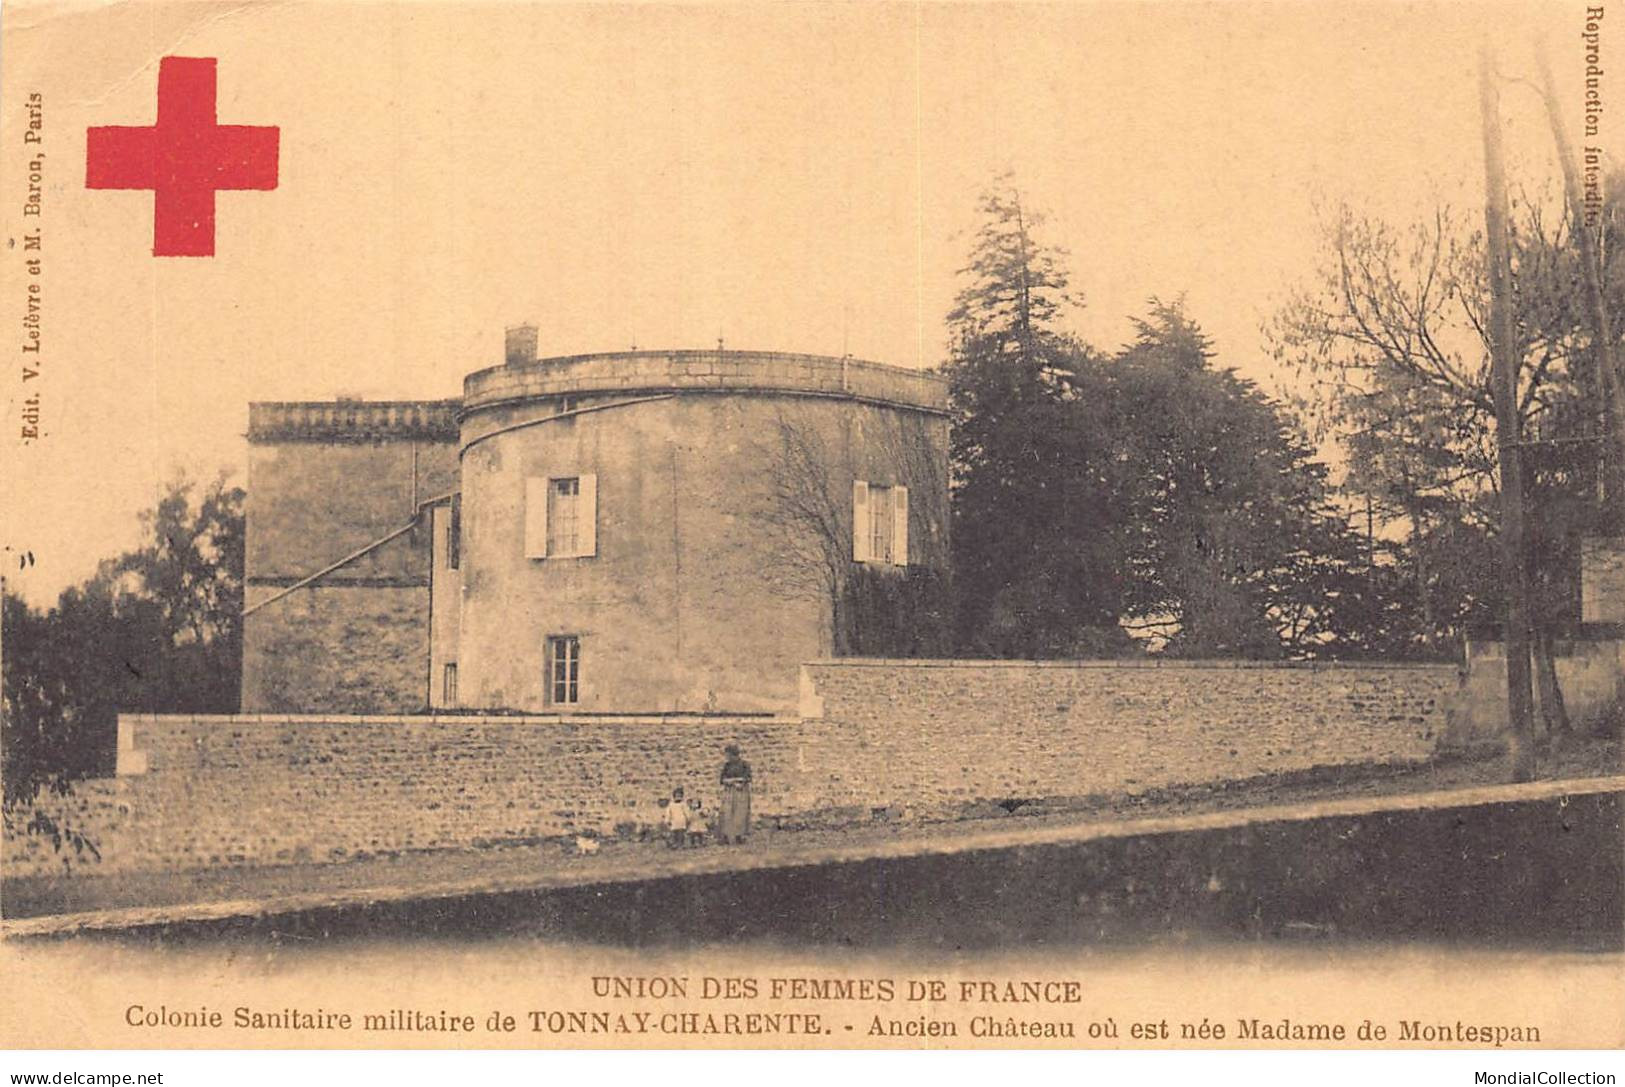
[
  {"x1": 526, "y1": 474, "x2": 597, "y2": 559},
  {"x1": 548, "y1": 635, "x2": 580, "y2": 705},
  {"x1": 442, "y1": 662, "x2": 458, "y2": 705},
  {"x1": 853, "y1": 480, "x2": 909, "y2": 567},
  {"x1": 868, "y1": 485, "x2": 894, "y2": 565},
  {"x1": 548, "y1": 477, "x2": 580, "y2": 557},
  {"x1": 446, "y1": 495, "x2": 461, "y2": 570}
]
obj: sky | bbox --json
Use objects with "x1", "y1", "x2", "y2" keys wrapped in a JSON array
[{"x1": 0, "y1": 0, "x2": 1604, "y2": 605}]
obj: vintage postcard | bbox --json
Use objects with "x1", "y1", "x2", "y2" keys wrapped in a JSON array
[{"x1": 1, "y1": 0, "x2": 1622, "y2": 1058}]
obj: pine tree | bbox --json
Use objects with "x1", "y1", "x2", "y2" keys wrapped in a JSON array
[{"x1": 944, "y1": 179, "x2": 1128, "y2": 654}]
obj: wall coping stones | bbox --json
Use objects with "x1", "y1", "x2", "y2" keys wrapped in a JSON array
[
  {"x1": 248, "y1": 400, "x2": 461, "y2": 443},
  {"x1": 462, "y1": 350, "x2": 948, "y2": 417},
  {"x1": 116, "y1": 711, "x2": 800, "y2": 776},
  {"x1": 801, "y1": 657, "x2": 1461, "y2": 672},
  {"x1": 119, "y1": 712, "x2": 802, "y2": 728}
]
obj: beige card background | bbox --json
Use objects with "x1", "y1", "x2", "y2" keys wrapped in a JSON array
[{"x1": 1, "y1": 0, "x2": 1622, "y2": 1050}]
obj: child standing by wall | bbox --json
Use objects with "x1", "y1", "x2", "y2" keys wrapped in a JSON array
[
  {"x1": 664, "y1": 787, "x2": 689, "y2": 848},
  {"x1": 686, "y1": 797, "x2": 710, "y2": 847}
]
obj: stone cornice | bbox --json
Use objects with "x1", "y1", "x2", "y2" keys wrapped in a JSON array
[
  {"x1": 248, "y1": 400, "x2": 460, "y2": 443},
  {"x1": 462, "y1": 350, "x2": 948, "y2": 417}
]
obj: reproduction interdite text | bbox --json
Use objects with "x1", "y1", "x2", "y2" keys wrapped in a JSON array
[{"x1": 1584, "y1": 7, "x2": 1608, "y2": 223}]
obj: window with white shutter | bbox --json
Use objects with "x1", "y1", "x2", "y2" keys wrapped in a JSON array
[
  {"x1": 854, "y1": 481, "x2": 908, "y2": 566},
  {"x1": 852, "y1": 481, "x2": 871, "y2": 562},
  {"x1": 578, "y1": 473, "x2": 597, "y2": 557},
  {"x1": 869, "y1": 486, "x2": 893, "y2": 563},
  {"x1": 891, "y1": 484, "x2": 909, "y2": 566},
  {"x1": 524, "y1": 477, "x2": 550, "y2": 558}
]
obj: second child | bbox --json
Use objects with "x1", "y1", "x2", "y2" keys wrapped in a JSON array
[
  {"x1": 664, "y1": 787, "x2": 689, "y2": 848},
  {"x1": 686, "y1": 797, "x2": 709, "y2": 847}
]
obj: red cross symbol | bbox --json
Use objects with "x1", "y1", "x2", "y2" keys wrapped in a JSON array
[{"x1": 86, "y1": 57, "x2": 278, "y2": 257}]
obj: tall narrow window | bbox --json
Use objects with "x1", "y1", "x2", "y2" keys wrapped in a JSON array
[
  {"x1": 853, "y1": 480, "x2": 909, "y2": 566},
  {"x1": 868, "y1": 485, "x2": 894, "y2": 564},
  {"x1": 446, "y1": 495, "x2": 461, "y2": 570},
  {"x1": 548, "y1": 635, "x2": 580, "y2": 705},
  {"x1": 548, "y1": 477, "x2": 580, "y2": 557},
  {"x1": 442, "y1": 662, "x2": 458, "y2": 705},
  {"x1": 526, "y1": 474, "x2": 597, "y2": 559}
]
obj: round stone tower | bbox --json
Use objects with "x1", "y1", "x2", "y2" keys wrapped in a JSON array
[{"x1": 454, "y1": 344, "x2": 949, "y2": 713}]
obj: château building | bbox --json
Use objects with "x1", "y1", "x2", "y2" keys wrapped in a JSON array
[{"x1": 241, "y1": 327, "x2": 950, "y2": 714}]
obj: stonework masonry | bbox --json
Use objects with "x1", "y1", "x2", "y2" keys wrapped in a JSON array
[
  {"x1": 243, "y1": 584, "x2": 432, "y2": 714},
  {"x1": 240, "y1": 351, "x2": 951, "y2": 716},
  {"x1": 1582, "y1": 536, "x2": 1625, "y2": 623},
  {"x1": 461, "y1": 350, "x2": 944, "y2": 414},
  {"x1": 457, "y1": 350, "x2": 950, "y2": 713},
  {"x1": 1447, "y1": 536, "x2": 1625, "y2": 749},
  {"x1": 1451, "y1": 638, "x2": 1625, "y2": 749},
  {"x1": 459, "y1": 392, "x2": 949, "y2": 712},
  {"x1": 797, "y1": 659, "x2": 1459, "y2": 801},
  {"x1": 4, "y1": 660, "x2": 1458, "y2": 878},
  {"x1": 241, "y1": 403, "x2": 459, "y2": 712}
]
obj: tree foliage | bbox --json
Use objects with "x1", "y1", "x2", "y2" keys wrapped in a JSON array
[
  {"x1": 945, "y1": 181, "x2": 1131, "y2": 655},
  {"x1": 946, "y1": 179, "x2": 1377, "y2": 658},
  {"x1": 753, "y1": 403, "x2": 955, "y2": 658},
  {"x1": 1268, "y1": 181, "x2": 1617, "y2": 657},
  {"x1": 2, "y1": 472, "x2": 244, "y2": 805},
  {"x1": 838, "y1": 566, "x2": 955, "y2": 659},
  {"x1": 1112, "y1": 303, "x2": 1373, "y2": 657}
]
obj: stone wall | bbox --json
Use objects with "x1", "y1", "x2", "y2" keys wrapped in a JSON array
[
  {"x1": 458, "y1": 390, "x2": 950, "y2": 714},
  {"x1": 1582, "y1": 536, "x2": 1625, "y2": 624},
  {"x1": 1437, "y1": 536, "x2": 1625, "y2": 749},
  {"x1": 798, "y1": 659, "x2": 1459, "y2": 802},
  {"x1": 241, "y1": 410, "x2": 460, "y2": 713},
  {"x1": 6, "y1": 714, "x2": 803, "y2": 877},
  {"x1": 2, "y1": 779, "x2": 133, "y2": 879},
  {"x1": 243, "y1": 583, "x2": 434, "y2": 713},
  {"x1": 1446, "y1": 638, "x2": 1625, "y2": 750},
  {"x1": 3, "y1": 660, "x2": 1459, "y2": 879},
  {"x1": 244, "y1": 421, "x2": 458, "y2": 579}
]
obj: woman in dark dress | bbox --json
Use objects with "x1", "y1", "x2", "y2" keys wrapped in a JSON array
[{"x1": 718, "y1": 744, "x2": 752, "y2": 844}]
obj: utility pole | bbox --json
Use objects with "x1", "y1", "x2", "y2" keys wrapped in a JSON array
[
  {"x1": 1480, "y1": 45, "x2": 1538, "y2": 781},
  {"x1": 1365, "y1": 492, "x2": 1374, "y2": 569},
  {"x1": 1535, "y1": 39, "x2": 1625, "y2": 523}
]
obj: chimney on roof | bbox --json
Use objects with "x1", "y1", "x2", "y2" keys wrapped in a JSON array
[{"x1": 505, "y1": 324, "x2": 538, "y2": 366}]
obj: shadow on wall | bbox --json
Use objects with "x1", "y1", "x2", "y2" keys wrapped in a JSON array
[{"x1": 82, "y1": 791, "x2": 1624, "y2": 952}]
